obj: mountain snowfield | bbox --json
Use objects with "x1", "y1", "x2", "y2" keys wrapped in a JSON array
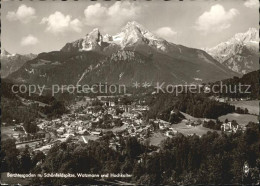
[
  {"x1": 61, "y1": 21, "x2": 170, "y2": 54},
  {"x1": 9, "y1": 21, "x2": 240, "y2": 86},
  {"x1": 205, "y1": 28, "x2": 259, "y2": 74}
]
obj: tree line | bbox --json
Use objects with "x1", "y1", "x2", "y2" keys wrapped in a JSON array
[
  {"x1": 147, "y1": 93, "x2": 236, "y2": 122},
  {"x1": 2, "y1": 122, "x2": 259, "y2": 185}
]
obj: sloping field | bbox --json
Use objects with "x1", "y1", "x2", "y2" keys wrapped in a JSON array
[
  {"x1": 228, "y1": 100, "x2": 259, "y2": 115},
  {"x1": 170, "y1": 121, "x2": 218, "y2": 137},
  {"x1": 219, "y1": 113, "x2": 258, "y2": 127},
  {"x1": 169, "y1": 112, "x2": 219, "y2": 137}
]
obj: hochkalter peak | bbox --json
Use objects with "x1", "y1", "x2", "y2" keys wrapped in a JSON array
[
  {"x1": 233, "y1": 27, "x2": 258, "y2": 43},
  {"x1": 205, "y1": 28, "x2": 259, "y2": 74}
]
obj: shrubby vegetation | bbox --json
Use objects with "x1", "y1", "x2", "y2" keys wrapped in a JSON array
[
  {"x1": 235, "y1": 107, "x2": 249, "y2": 114},
  {"x1": 202, "y1": 119, "x2": 222, "y2": 130}
]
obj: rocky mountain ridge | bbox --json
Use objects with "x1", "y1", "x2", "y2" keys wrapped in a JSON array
[
  {"x1": 8, "y1": 21, "x2": 239, "y2": 87},
  {"x1": 205, "y1": 28, "x2": 259, "y2": 74},
  {"x1": 1, "y1": 49, "x2": 37, "y2": 78}
]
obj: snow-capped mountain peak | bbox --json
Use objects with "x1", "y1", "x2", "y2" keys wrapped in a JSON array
[
  {"x1": 1, "y1": 50, "x2": 37, "y2": 78},
  {"x1": 11, "y1": 21, "x2": 241, "y2": 87},
  {"x1": 117, "y1": 21, "x2": 164, "y2": 47},
  {"x1": 233, "y1": 27, "x2": 258, "y2": 43},
  {"x1": 87, "y1": 28, "x2": 101, "y2": 39},
  {"x1": 122, "y1": 21, "x2": 144, "y2": 30},
  {"x1": 106, "y1": 21, "x2": 171, "y2": 54},
  {"x1": 61, "y1": 21, "x2": 170, "y2": 53},
  {"x1": 81, "y1": 28, "x2": 103, "y2": 51},
  {"x1": 206, "y1": 28, "x2": 259, "y2": 56},
  {"x1": 205, "y1": 28, "x2": 259, "y2": 74}
]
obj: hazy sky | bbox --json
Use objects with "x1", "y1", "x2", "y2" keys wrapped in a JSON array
[{"x1": 2, "y1": 0, "x2": 259, "y2": 54}]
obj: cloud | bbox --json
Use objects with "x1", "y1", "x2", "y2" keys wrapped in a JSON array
[
  {"x1": 84, "y1": 1, "x2": 140, "y2": 32},
  {"x1": 244, "y1": 0, "x2": 259, "y2": 9},
  {"x1": 21, "y1": 35, "x2": 39, "y2": 46},
  {"x1": 41, "y1": 11, "x2": 83, "y2": 34},
  {"x1": 6, "y1": 4, "x2": 36, "y2": 23},
  {"x1": 195, "y1": 4, "x2": 239, "y2": 33},
  {"x1": 155, "y1": 27, "x2": 177, "y2": 39}
]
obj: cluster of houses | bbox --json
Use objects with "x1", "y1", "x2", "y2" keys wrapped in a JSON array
[
  {"x1": 28, "y1": 99, "x2": 152, "y2": 153},
  {"x1": 11, "y1": 94, "x2": 251, "y2": 155}
]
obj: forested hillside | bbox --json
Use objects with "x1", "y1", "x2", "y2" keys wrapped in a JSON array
[{"x1": 147, "y1": 93, "x2": 235, "y2": 122}]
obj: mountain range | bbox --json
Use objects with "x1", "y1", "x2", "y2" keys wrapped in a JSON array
[
  {"x1": 205, "y1": 28, "x2": 259, "y2": 74},
  {"x1": 1, "y1": 49, "x2": 37, "y2": 78},
  {"x1": 7, "y1": 21, "x2": 249, "y2": 87}
]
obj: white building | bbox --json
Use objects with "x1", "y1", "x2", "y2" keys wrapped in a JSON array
[{"x1": 221, "y1": 122, "x2": 240, "y2": 133}]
